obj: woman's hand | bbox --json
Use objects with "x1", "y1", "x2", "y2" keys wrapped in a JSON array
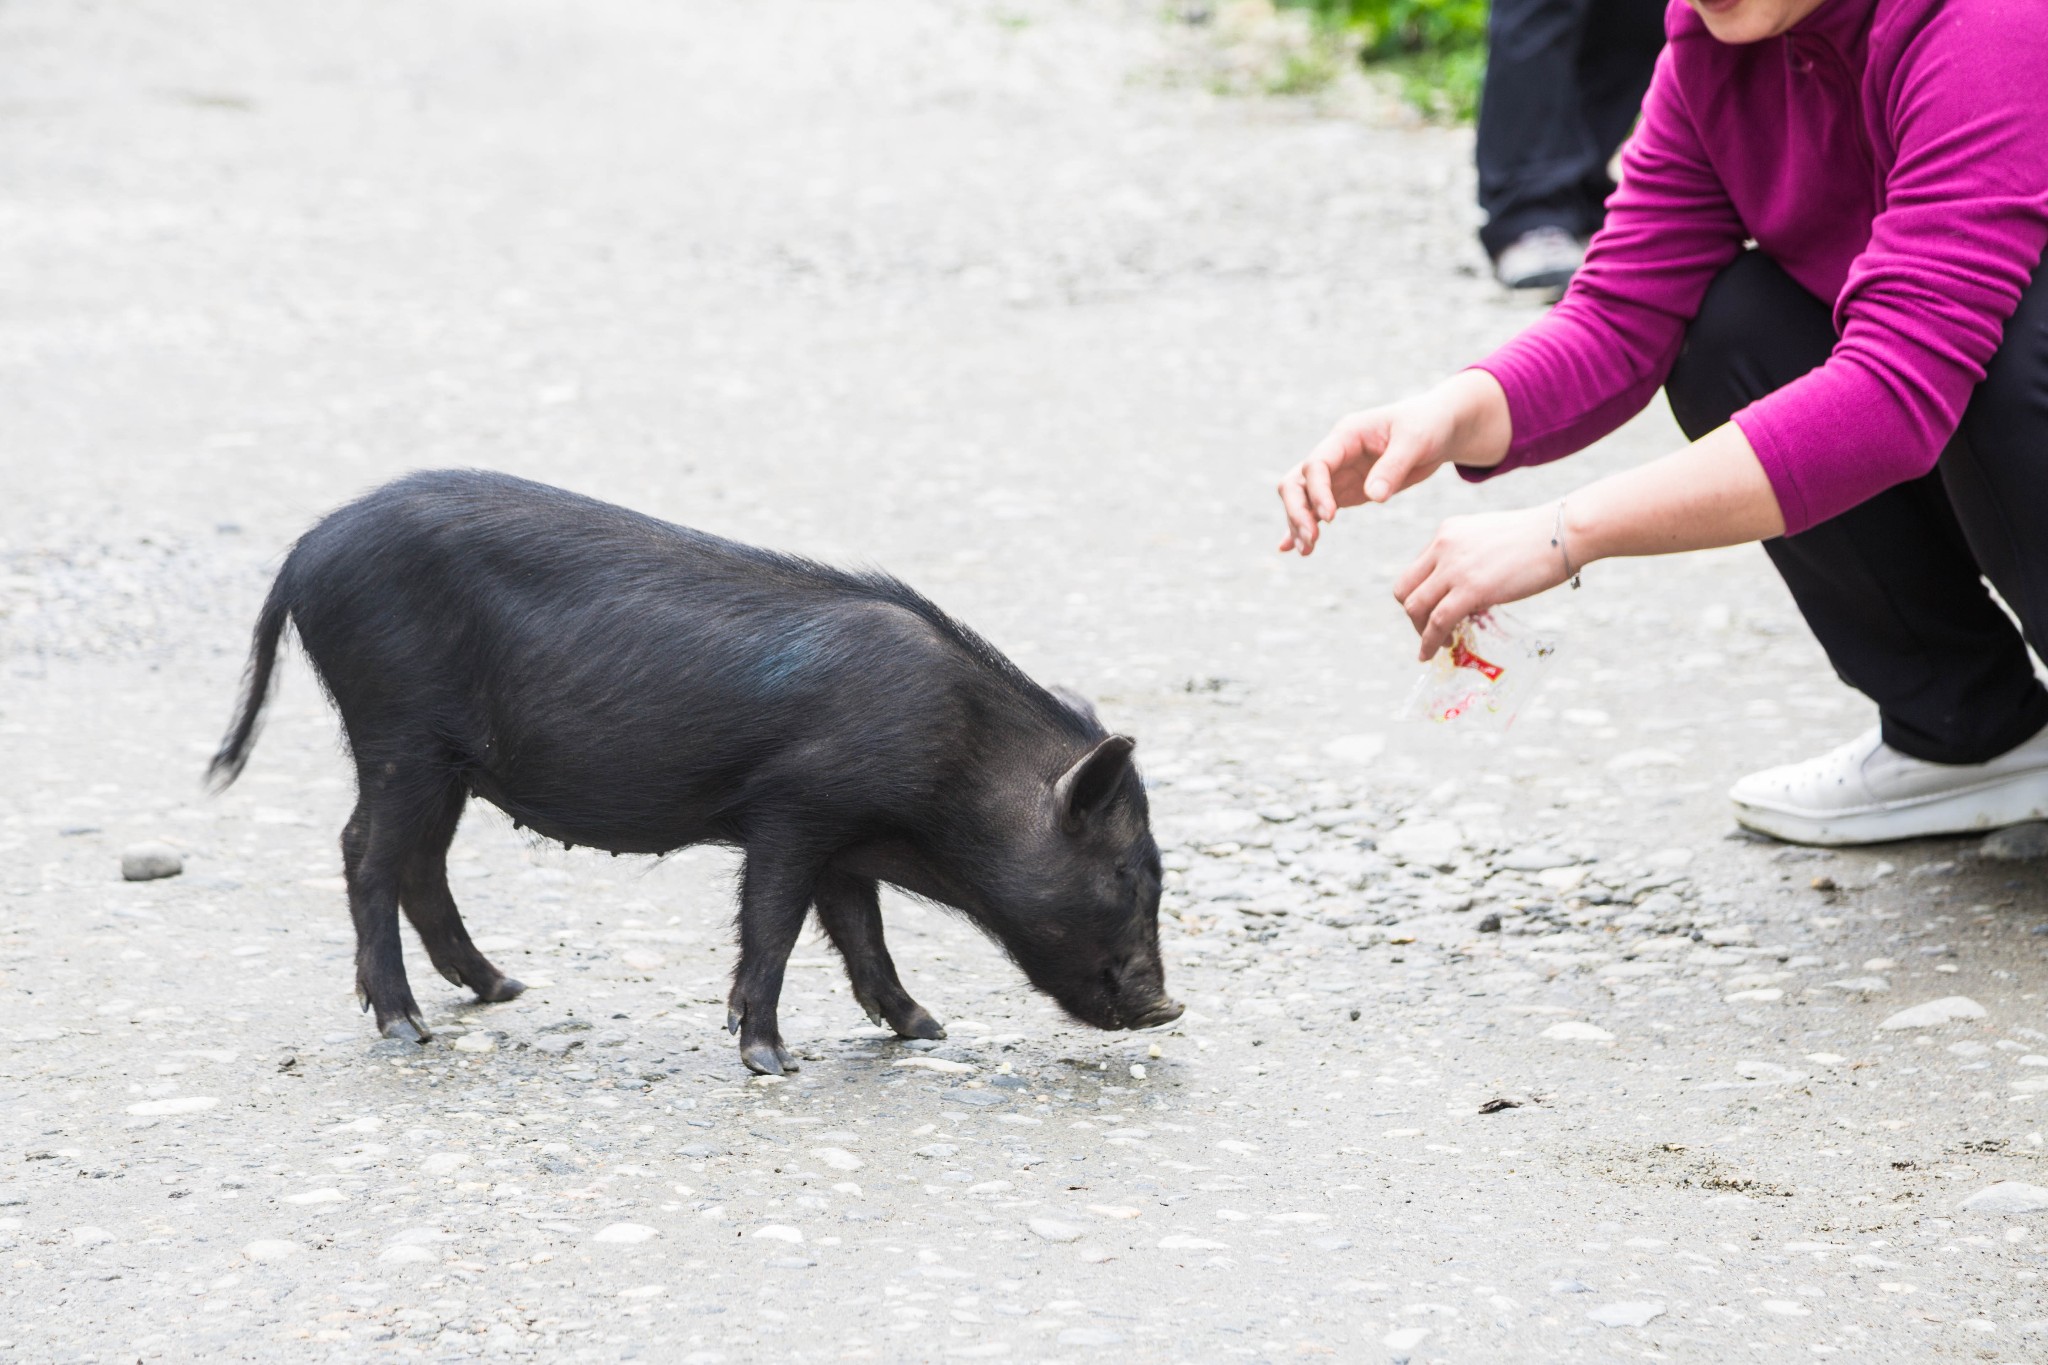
[
  {"x1": 1392, "y1": 504, "x2": 1575, "y2": 660},
  {"x1": 1276, "y1": 370, "x2": 1512, "y2": 556}
]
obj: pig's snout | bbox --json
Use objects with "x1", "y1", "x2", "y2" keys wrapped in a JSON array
[{"x1": 1126, "y1": 997, "x2": 1184, "y2": 1030}]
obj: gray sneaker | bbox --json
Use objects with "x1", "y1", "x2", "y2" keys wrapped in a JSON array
[{"x1": 1494, "y1": 226, "x2": 1585, "y2": 293}]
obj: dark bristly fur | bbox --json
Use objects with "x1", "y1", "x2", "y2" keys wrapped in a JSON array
[{"x1": 210, "y1": 470, "x2": 1181, "y2": 1073}]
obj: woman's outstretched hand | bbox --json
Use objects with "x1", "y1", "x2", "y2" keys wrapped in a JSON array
[
  {"x1": 1393, "y1": 505, "x2": 1575, "y2": 660},
  {"x1": 1276, "y1": 370, "x2": 1512, "y2": 556}
]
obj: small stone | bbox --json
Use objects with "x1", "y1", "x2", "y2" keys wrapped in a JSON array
[
  {"x1": 1322, "y1": 734, "x2": 1385, "y2": 764},
  {"x1": 243, "y1": 1239, "x2": 304, "y2": 1262},
  {"x1": 812, "y1": 1147, "x2": 862, "y2": 1171},
  {"x1": 593, "y1": 1223, "x2": 658, "y2": 1244},
  {"x1": 1029, "y1": 1218, "x2": 1085, "y2": 1243},
  {"x1": 1378, "y1": 820, "x2": 1462, "y2": 869},
  {"x1": 1498, "y1": 848, "x2": 1574, "y2": 873},
  {"x1": 1723, "y1": 988, "x2": 1783, "y2": 1004},
  {"x1": 1383, "y1": 1327, "x2": 1430, "y2": 1352},
  {"x1": 1157, "y1": 1234, "x2": 1229, "y2": 1250},
  {"x1": 752, "y1": 1224, "x2": 804, "y2": 1244},
  {"x1": 1477, "y1": 913, "x2": 1502, "y2": 934},
  {"x1": 285, "y1": 1188, "x2": 346, "y2": 1205},
  {"x1": 1959, "y1": 1182, "x2": 2048, "y2": 1214},
  {"x1": 1550, "y1": 1279, "x2": 1593, "y2": 1295},
  {"x1": 120, "y1": 842, "x2": 182, "y2": 881},
  {"x1": 942, "y1": 1089, "x2": 1006, "y2": 1107},
  {"x1": 379, "y1": 1244, "x2": 436, "y2": 1264},
  {"x1": 893, "y1": 1056, "x2": 974, "y2": 1074},
  {"x1": 1542, "y1": 1022, "x2": 1614, "y2": 1042},
  {"x1": 1822, "y1": 976, "x2": 1890, "y2": 996},
  {"x1": 70, "y1": 1226, "x2": 114, "y2": 1247},
  {"x1": 452, "y1": 1033, "x2": 495, "y2": 1054},
  {"x1": 1588, "y1": 1301, "x2": 1665, "y2": 1328},
  {"x1": 1879, "y1": 996, "x2": 1988, "y2": 1030},
  {"x1": 1057, "y1": 1328, "x2": 1124, "y2": 1347},
  {"x1": 125, "y1": 1096, "x2": 218, "y2": 1116},
  {"x1": 915, "y1": 1144, "x2": 958, "y2": 1159},
  {"x1": 421, "y1": 1153, "x2": 470, "y2": 1176},
  {"x1": 1982, "y1": 823, "x2": 2048, "y2": 862}
]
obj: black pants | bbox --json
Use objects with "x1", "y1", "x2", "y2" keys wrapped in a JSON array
[
  {"x1": 1665, "y1": 251, "x2": 2048, "y2": 765},
  {"x1": 1475, "y1": 0, "x2": 1665, "y2": 260}
]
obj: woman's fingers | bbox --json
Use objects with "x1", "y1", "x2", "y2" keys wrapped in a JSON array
[
  {"x1": 1391, "y1": 540, "x2": 1435, "y2": 602},
  {"x1": 1365, "y1": 428, "x2": 1429, "y2": 502},
  {"x1": 1398, "y1": 563, "x2": 1454, "y2": 643},
  {"x1": 1417, "y1": 590, "x2": 1474, "y2": 660},
  {"x1": 1277, "y1": 468, "x2": 1318, "y2": 554}
]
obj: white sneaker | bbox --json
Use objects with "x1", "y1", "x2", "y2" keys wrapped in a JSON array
[{"x1": 1730, "y1": 723, "x2": 2048, "y2": 846}]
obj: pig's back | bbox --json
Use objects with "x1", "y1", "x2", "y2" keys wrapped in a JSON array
[{"x1": 282, "y1": 470, "x2": 1066, "y2": 849}]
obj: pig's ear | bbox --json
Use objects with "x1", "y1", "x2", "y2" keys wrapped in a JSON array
[
  {"x1": 1047, "y1": 685, "x2": 1102, "y2": 729},
  {"x1": 1054, "y1": 734, "x2": 1136, "y2": 833}
]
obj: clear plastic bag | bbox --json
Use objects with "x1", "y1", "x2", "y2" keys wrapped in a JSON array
[{"x1": 1402, "y1": 608, "x2": 1559, "y2": 730}]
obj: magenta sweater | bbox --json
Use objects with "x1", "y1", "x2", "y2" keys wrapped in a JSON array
[{"x1": 1468, "y1": 0, "x2": 2048, "y2": 534}]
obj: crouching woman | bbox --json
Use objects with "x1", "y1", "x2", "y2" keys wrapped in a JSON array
[{"x1": 1278, "y1": 0, "x2": 2048, "y2": 847}]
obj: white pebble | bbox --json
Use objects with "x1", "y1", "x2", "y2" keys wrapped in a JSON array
[
  {"x1": 1959, "y1": 1182, "x2": 2048, "y2": 1215},
  {"x1": 284, "y1": 1188, "x2": 346, "y2": 1205},
  {"x1": 892, "y1": 1056, "x2": 974, "y2": 1074},
  {"x1": 125, "y1": 1097, "x2": 217, "y2": 1116},
  {"x1": 812, "y1": 1147, "x2": 863, "y2": 1171},
  {"x1": 751, "y1": 1224, "x2": 804, "y2": 1244},
  {"x1": 378, "y1": 1244, "x2": 436, "y2": 1264},
  {"x1": 1588, "y1": 1301, "x2": 1665, "y2": 1328},
  {"x1": 70, "y1": 1226, "x2": 114, "y2": 1247},
  {"x1": 421, "y1": 1153, "x2": 470, "y2": 1176},
  {"x1": 1879, "y1": 996, "x2": 1987, "y2": 1029},
  {"x1": 1157, "y1": 1234, "x2": 1228, "y2": 1251},
  {"x1": 1543, "y1": 1022, "x2": 1614, "y2": 1042},
  {"x1": 452, "y1": 1033, "x2": 495, "y2": 1054},
  {"x1": 593, "y1": 1223, "x2": 659, "y2": 1244},
  {"x1": 1029, "y1": 1219, "x2": 1085, "y2": 1243},
  {"x1": 243, "y1": 1240, "x2": 304, "y2": 1262}
]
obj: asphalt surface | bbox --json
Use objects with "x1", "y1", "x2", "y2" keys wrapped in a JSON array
[{"x1": 3, "y1": 1, "x2": 2047, "y2": 1361}]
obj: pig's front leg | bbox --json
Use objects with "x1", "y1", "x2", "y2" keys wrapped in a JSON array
[
  {"x1": 727, "y1": 848, "x2": 816, "y2": 1076},
  {"x1": 814, "y1": 869, "x2": 945, "y2": 1041}
]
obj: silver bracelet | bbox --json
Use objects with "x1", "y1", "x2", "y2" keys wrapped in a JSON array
[{"x1": 1552, "y1": 501, "x2": 1582, "y2": 590}]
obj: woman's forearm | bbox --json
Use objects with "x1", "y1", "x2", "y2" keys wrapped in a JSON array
[
  {"x1": 1566, "y1": 420, "x2": 1786, "y2": 566},
  {"x1": 1431, "y1": 369, "x2": 1514, "y2": 475}
]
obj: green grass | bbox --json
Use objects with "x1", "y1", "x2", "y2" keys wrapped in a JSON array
[{"x1": 1281, "y1": 0, "x2": 1488, "y2": 119}]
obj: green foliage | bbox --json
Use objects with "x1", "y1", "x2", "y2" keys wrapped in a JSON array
[{"x1": 1281, "y1": 0, "x2": 1488, "y2": 119}]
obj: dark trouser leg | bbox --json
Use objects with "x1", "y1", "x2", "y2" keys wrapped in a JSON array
[
  {"x1": 1665, "y1": 251, "x2": 2048, "y2": 764},
  {"x1": 1475, "y1": 0, "x2": 1662, "y2": 259}
]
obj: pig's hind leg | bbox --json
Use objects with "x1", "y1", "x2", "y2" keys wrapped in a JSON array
[
  {"x1": 342, "y1": 771, "x2": 438, "y2": 1044},
  {"x1": 397, "y1": 783, "x2": 525, "y2": 1007},
  {"x1": 814, "y1": 870, "x2": 945, "y2": 1041}
]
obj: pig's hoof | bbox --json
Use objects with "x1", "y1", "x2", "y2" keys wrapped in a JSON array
[
  {"x1": 891, "y1": 1006, "x2": 946, "y2": 1041},
  {"x1": 477, "y1": 977, "x2": 525, "y2": 1004},
  {"x1": 740, "y1": 1040, "x2": 798, "y2": 1076},
  {"x1": 380, "y1": 1016, "x2": 431, "y2": 1045}
]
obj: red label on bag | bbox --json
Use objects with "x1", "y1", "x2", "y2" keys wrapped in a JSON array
[{"x1": 1450, "y1": 640, "x2": 1503, "y2": 681}]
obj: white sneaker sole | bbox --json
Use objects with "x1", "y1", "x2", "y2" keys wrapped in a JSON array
[{"x1": 1731, "y1": 769, "x2": 2048, "y2": 847}]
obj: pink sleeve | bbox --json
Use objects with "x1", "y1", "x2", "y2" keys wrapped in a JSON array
[
  {"x1": 1463, "y1": 41, "x2": 1747, "y2": 482},
  {"x1": 1731, "y1": 9, "x2": 2048, "y2": 533}
]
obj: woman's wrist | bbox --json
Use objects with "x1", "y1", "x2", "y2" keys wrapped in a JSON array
[{"x1": 1434, "y1": 368, "x2": 1513, "y2": 470}]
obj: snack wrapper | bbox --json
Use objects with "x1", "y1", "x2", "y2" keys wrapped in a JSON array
[{"x1": 1402, "y1": 609, "x2": 1558, "y2": 730}]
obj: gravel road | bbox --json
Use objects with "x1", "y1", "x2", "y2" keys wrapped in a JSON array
[{"x1": 4, "y1": 1, "x2": 2047, "y2": 1361}]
